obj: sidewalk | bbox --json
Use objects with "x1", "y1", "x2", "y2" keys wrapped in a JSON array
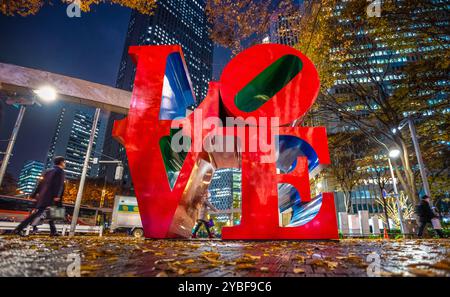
[{"x1": 0, "y1": 236, "x2": 448, "y2": 277}]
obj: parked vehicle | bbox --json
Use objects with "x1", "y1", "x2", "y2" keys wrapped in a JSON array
[
  {"x1": 110, "y1": 195, "x2": 144, "y2": 238},
  {"x1": 0, "y1": 194, "x2": 109, "y2": 226}
]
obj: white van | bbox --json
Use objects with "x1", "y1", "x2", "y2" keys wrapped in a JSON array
[{"x1": 110, "y1": 195, "x2": 144, "y2": 237}]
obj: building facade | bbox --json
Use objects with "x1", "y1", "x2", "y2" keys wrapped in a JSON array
[
  {"x1": 17, "y1": 160, "x2": 44, "y2": 195},
  {"x1": 46, "y1": 104, "x2": 107, "y2": 180},
  {"x1": 208, "y1": 168, "x2": 241, "y2": 223},
  {"x1": 268, "y1": 14, "x2": 300, "y2": 47},
  {"x1": 116, "y1": 0, "x2": 213, "y2": 99},
  {"x1": 102, "y1": 0, "x2": 214, "y2": 187},
  {"x1": 325, "y1": 1, "x2": 449, "y2": 215}
]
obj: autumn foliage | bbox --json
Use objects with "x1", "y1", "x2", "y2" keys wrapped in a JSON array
[
  {"x1": 63, "y1": 178, "x2": 121, "y2": 208},
  {"x1": 0, "y1": 0, "x2": 157, "y2": 16}
]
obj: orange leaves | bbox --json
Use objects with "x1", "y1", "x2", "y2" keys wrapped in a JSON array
[
  {"x1": 309, "y1": 259, "x2": 339, "y2": 270},
  {"x1": 63, "y1": 178, "x2": 119, "y2": 208},
  {"x1": 0, "y1": 0, "x2": 43, "y2": 16},
  {"x1": 206, "y1": 0, "x2": 295, "y2": 54},
  {"x1": 200, "y1": 251, "x2": 222, "y2": 268},
  {"x1": 231, "y1": 253, "x2": 261, "y2": 271},
  {"x1": 0, "y1": 0, "x2": 157, "y2": 17}
]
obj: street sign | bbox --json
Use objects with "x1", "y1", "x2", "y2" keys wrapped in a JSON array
[{"x1": 115, "y1": 165, "x2": 124, "y2": 180}]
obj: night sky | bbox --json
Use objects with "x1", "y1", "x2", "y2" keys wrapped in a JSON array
[{"x1": 0, "y1": 2, "x2": 230, "y2": 179}]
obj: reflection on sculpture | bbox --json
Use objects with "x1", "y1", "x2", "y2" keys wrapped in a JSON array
[{"x1": 113, "y1": 44, "x2": 338, "y2": 240}]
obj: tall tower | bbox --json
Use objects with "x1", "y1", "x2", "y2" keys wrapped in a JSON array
[
  {"x1": 116, "y1": 0, "x2": 213, "y2": 99},
  {"x1": 17, "y1": 160, "x2": 44, "y2": 195},
  {"x1": 102, "y1": 0, "x2": 214, "y2": 187},
  {"x1": 46, "y1": 105, "x2": 107, "y2": 180},
  {"x1": 269, "y1": 14, "x2": 301, "y2": 47}
]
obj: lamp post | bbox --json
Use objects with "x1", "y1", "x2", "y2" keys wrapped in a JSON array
[
  {"x1": 0, "y1": 86, "x2": 57, "y2": 187},
  {"x1": 0, "y1": 105, "x2": 26, "y2": 187},
  {"x1": 387, "y1": 149, "x2": 405, "y2": 234},
  {"x1": 69, "y1": 107, "x2": 101, "y2": 236}
]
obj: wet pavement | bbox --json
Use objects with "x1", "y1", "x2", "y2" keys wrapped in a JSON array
[{"x1": 0, "y1": 235, "x2": 449, "y2": 277}]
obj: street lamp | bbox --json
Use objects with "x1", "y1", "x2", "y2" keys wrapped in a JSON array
[
  {"x1": 317, "y1": 182, "x2": 323, "y2": 190},
  {"x1": 0, "y1": 87, "x2": 58, "y2": 188},
  {"x1": 33, "y1": 86, "x2": 57, "y2": 102},
  {"x1": 387, "y1": 149, "x2": 405, "y2": 235},
  {"x1": 388, "y1": 149, "x2": 400, "y2": 158}
]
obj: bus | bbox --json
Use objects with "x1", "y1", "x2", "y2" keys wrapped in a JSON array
[{"x1": 0, "y1": 195, "x2": 112, "y2": 226}]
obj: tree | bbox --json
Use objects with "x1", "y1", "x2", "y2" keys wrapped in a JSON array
[
  {"x1": 375, "y1": 192, "x2": 415, "y2": 229},
  {"x1": 357, "y1": 150, "x2": 392, "y2": 230},
  {"x1": 205, "y1": 0, "x2": 449, "y2": 206},
  {"x1": 63, "y1": 177, "x2": 119, "y2": 208},
  {"x1": 0, "y1": 0, "x2": 157, "y2": 16},
  {"x1": 0, "y1": 172, "x2": 18, "y2": 195},
  {"x1": 410, "y1": 115, "x2": 449, "y2": 202},
  {"x1": 296, "y1": 0, "x2": 449, "y2": 204},
  {"x1": 206, "y1": 0, "x2": 296, "y2": 54},
  {"x1": 326, "y1": 131, "x2": 367, "y2": 213}
]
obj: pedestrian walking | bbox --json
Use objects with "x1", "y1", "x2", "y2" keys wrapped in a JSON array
[
  {"x1": 28, "y1": 177, "x2": 45, "y2": 234},
  {"x1": 192, "y1": 191, "x2": 218, "y2": 239},
  {"x1": 416, "y1": 195, "x2": 444, "y2": 238},
  {"x1": 13, "y1": 156, "x2": 66, "y2": 236}
]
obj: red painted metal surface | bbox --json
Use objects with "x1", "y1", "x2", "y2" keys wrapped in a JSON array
[
  {"x1": 219, "y1": 44, "x2": 320, "y2": 125},
  {"x1": 113, "y1": 44, "x2": 338, "y2": 240}
]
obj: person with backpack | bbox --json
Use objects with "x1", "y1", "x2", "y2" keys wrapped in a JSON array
[{"x1": 416, "y1": 195, "x2": 444, "y2": 238}]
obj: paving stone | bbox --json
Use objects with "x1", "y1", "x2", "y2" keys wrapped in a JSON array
[{"x1": 0, "y1": 236, "x2": 448, "y2": 277}]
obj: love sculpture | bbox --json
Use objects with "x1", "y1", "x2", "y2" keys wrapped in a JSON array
[{"x1": 113, "y1": 44, "x2": 338, "y2": 240}]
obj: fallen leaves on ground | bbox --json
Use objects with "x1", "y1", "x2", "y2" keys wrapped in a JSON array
[
  {"x1": 408, "y1": 267, "x2": 437, "y2": 277},
  {"x1": 309, "y1": 259, "x2": 339, "y2": 270},
  {"x1": 1, "y1": 236, "x2": 449, "y2": 277}
]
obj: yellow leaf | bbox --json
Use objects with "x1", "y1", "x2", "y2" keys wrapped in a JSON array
[
  {"x1": 235, "y1": 263, "x2": 255, "y2": 270},
  {"x1": 260, "y1": 267, "x2": 269, "y2": 272}
]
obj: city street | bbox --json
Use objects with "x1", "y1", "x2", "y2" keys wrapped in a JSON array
[{"x1": 0, "y1": 235, "x2": 448, "y2": 277}]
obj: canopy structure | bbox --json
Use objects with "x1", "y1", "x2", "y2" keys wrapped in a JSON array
[{"x1": 0, "y1": 62, "x2": 131, "y2": 114}]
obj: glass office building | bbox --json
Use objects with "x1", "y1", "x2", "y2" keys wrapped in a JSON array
[
  {"x1": 327, "y1": 1, "x2": 449, "y2": 214},
  {"x1": 46, "y1": 105, "x2": 107, "y2": 180},
  {"x1": 208, "y1": 168, "x2": 241, "y2": 223},
  {"x1": 102, "y1": 0, "x2": 213, "y2": 187},
  {"x1": 17, "y1": 160, "x2": 45, "y2": 195},
  {"x1": 116, "y1": 0, "x2": 213, "y2": 99}
]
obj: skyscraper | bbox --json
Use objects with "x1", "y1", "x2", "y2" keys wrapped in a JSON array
[
  {"x1": 102, "y1": 0, "x2": 214, "y2": 187},
  {"x1": 116, "y1": 0, "x2": 213, "y2": 99},
  {"x1": 325, "y1": 1, "x2": 449, "y2": 215},
  {"x1": 207, "y1": 168, "x2": 241, "y2": 223},
  {"x1": 17, "y1": 160, "x2": 44, "y2": 195},
  {"x1": 46, "y1": 104, "x2": 107, "y2": 180},
  {"x1": 269, "y1": 14, "x2": 300, "y2": 47}
]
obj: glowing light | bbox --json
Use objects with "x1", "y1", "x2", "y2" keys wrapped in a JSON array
[
  {"x1": 34, "y1": 86, "x2": 57, "y2": 102},
  {"x1": 389, "y1": 149, "x2": 401, "y2": 158}
]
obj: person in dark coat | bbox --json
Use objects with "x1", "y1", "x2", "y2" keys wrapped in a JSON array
[
  {"x1": 417, "y1": 195, "x2": 444, "y2": 238},
  {"x1": 14, "y1": 156, "x2": 66, "y2": 236},
  {"x1": 28, "y1": 177, "x2": 45, "y2": 234}
]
